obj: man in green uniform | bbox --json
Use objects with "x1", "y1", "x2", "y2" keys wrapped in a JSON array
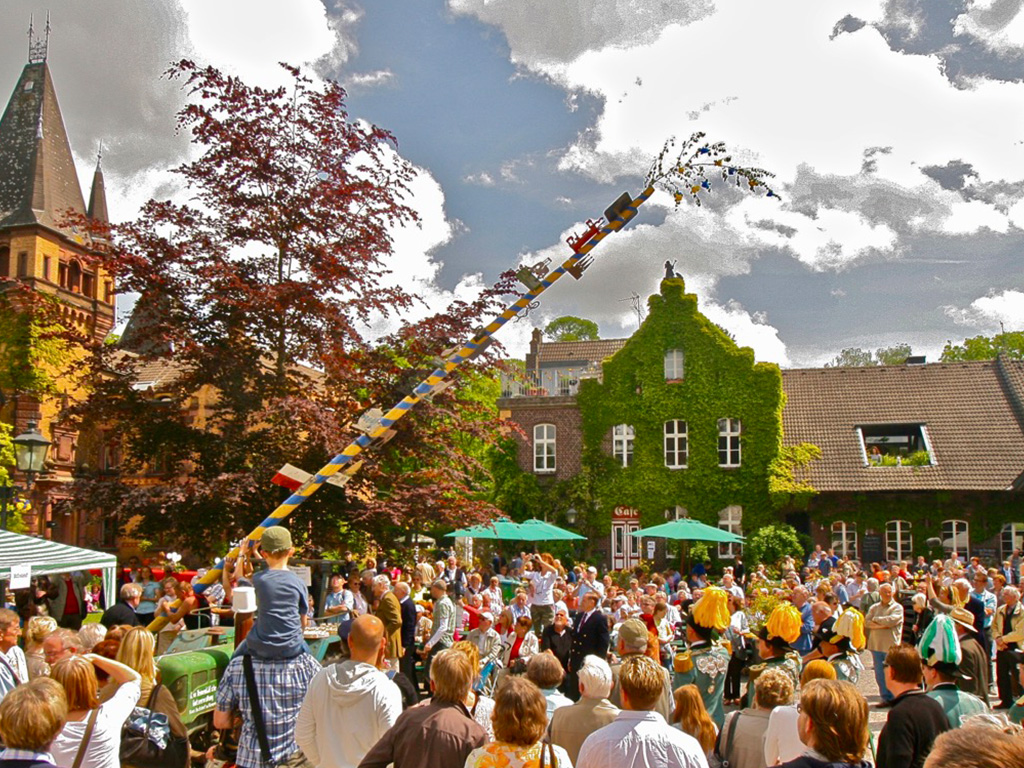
[
  {"x1": 745, "y1": 602, "x2": 803, "y2": 707},
  {"x1": 822, "y1": 607, "x2": 866, "y2": 684},
  {"x1": 921, "y1": 614, "x2": 989, "y2": 728},
  {"x1": 673, "y1": 586, "x2": 731, "y2": 728}
]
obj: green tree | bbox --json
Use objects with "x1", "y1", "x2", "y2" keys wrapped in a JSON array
[
  {"x1": 825, "y1": 347, "x2": 874, "y2": 367},
  {"x1": 941, "y1": 332, "x2": 1024, "y2": 361},
  {"x1": 875, "y1": 343, "x2": 912, "y2": 365},
  {"x1": 545, "y1": 316, "x2": 599, "y2": 342},
  {"x1": 825, "y1": 343, "x2": 912, "y2": 367},
  {"x1": 743, "y1": 524, "x2": 803, "y2": 574}
]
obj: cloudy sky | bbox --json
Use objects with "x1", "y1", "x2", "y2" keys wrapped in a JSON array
[{"x1": 3, "y1": 0, "x2": 1024, "y2": 367}]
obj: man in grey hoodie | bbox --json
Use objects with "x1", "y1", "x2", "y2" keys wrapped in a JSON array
[{"x1": 295, "y1": 614, "x2": 403, "y2": 768}]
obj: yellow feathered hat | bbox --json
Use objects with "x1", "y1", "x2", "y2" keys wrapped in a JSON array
[
  {"x1": 764, "y1": 603, "x2": 802, "y2": 645},
  {"x1": 689, "y1": 586, "x2": 731, "y2": 632},
  {"x1": 830, "y1": 608, "x2": 866, "y2": 651}
]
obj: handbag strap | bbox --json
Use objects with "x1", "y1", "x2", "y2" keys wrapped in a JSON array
[
  {"x1": 139, "y1": 683, "x2": 163, "y2": 737},
  {"x1": 242, "y1": 654, "x2": 273, "y2": 766},
  {"x1": 72, "y1": 707, "x2": 100, "y2": 768}
]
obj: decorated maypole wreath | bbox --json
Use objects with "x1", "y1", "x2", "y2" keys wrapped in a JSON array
[{"x1": 148, "y1": 134, "x2": 777, "y2": 631}]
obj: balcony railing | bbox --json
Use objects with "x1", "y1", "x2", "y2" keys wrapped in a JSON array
[{"x1": 499, "y1": 365, "x2": 603, "y2": 398}]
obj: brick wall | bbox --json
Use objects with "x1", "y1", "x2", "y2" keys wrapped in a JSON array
[{"x1": 498, "y1": 396, "x2": 582, "y2": 481}]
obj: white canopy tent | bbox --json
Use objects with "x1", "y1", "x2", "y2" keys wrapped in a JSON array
[{"x1": 0, "y1": 529, "x2": 116, "y2": 609}]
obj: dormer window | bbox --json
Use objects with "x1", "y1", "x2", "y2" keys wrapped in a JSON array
[
  {"x1": 664, "y1": 349, "x2": 685, "y2": 381},
  {"x1": 858, "y1": 424, "x2": 933, "y2": 466}
]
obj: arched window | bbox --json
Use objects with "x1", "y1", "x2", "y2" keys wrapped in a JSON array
[
  {"x1": 831, "y1": 522, "x2": 857, "y2": 559},
  {"x1": 533, "y1": 423, "x2": 556, "y2": 473},
  {"x1": 718, "y1": 506, "x2": 742, "y2": 559},
  {"x1": 886, "y1": 520, "x2": 912, "y2": 562},
  {"x1": 664, "y1": 420, "x2": 688, "y2": 468},
  {"x1": 612, "y1": 424, "x2": 634, "y2": 467},
  {"x1": 1002, "y1": 523, "x2": 1024, "y2": 559},
  {"x1": 718, "y1": 418, "x2": 742, "y2": 467},
  {"x1": 942, "y1": 520, "x2": 969, "y2": 558},
  {"x1": 664, "y1": 349, "x2": 685, "y2": 381}
]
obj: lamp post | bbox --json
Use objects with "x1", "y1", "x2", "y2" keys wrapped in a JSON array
[
  {"x1": 1, "y1": 420, "x2": 52, "y2": 530},
  {"x1": 565, "y1": 507, "x2": 577, "y2": 526}
]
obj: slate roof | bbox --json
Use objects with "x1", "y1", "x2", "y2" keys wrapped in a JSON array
[
  {"x1": 781, "y1": 360, "x2": 1024, "y2": 492},
  {"x1": 0, "y1": 62, "x2": 87, "y2": 234},
  {"x1": 536, "y1": 338, "x2": 627, "y2": 365}
]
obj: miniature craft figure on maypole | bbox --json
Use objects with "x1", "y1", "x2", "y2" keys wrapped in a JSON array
[{"x1": 147, "y1": 133, "x2": 778, "y2": 631}]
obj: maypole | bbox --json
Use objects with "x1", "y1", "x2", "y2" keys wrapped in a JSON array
[{"x1": 148, "y1": 133, "x2": 777, "y2": 631}]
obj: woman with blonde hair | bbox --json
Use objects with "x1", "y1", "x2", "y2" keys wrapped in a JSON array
[
  {"x1": 671, "y1": 684, "x2": 718, "y2": 760},
  {"x1": 115, "y1": 627, "x2": 187, "y2": 746},
  {"x1": 779, "y1": 679, "x2": 871, "y2": 768},
  {"x1": 451, "y1": 640, "x2": 495, "y2": 740},
  {"x1": 0, "y1": 677, "x2": 69, "y2": 766},
  {"x1": 24, "y1": 615, "x2": 57, "y2": 680},
  {"x1": 464, "y1": 676, "x2": 571, "y2": 767},
  {"x1": 49, "y1": 653, "x2": 141, "y2": 768}
]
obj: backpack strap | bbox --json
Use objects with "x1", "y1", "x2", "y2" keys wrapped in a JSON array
[{"x1": 242, "y1": 654, "x2": 273, "y2": 766}]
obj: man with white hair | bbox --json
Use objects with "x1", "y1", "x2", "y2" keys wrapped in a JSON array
[
  {"x1": 371, "y1": 574, "x2": 402, "y2": 671},
  {"x1": 100, "y1": 582, "x2": 143, "y2": 627},
  {"x1": 576, "y1": 567, "x2": 605, "y2": 601},
  {"x1": 550, "y1": 654, "x2": 621, "y2": 765}
]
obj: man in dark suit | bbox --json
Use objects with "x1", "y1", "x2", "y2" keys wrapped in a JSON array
[
  {"x1": 100, "y1": 583, "x2": 142, "y2": 627},
  {"x1": 567, "y1": 590, "x2": 610, "y2": 701},
  {"x1": 396, "y1": 581, "x2": 419, "y2": 702}
]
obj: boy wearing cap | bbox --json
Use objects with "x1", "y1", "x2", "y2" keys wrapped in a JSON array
[
  {"x1": 920, "y1": 614, "x2": 988, "y2": 728},
  {"x1": 236, "y1": 526, "x2": 309, "y2": 659},
  {"x1": 674, "y1": 586, "x2": 731, "y2": 728}
]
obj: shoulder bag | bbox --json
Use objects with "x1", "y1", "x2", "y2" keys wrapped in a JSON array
[
  {"x1": 710, "y1": 709, "x2": 742, "y2": 768},
  {"x1": 72, "y1": 708, "x2": 100, "y2": 768},
  {"x1": 242, "y1": 655, "x2": 312, "y2": 768},
  {"x1": 120, "y1": 684, "x2": 190, "y2": 768}
]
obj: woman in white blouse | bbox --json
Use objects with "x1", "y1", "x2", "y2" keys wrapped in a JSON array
[{"x1": 50, "y1": 653, "x2": 142, "y2": 768}]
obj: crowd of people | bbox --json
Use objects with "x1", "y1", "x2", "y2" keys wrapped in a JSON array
[{"x1": 2, "y1": 533, "x2": 1024, "y2": 768}]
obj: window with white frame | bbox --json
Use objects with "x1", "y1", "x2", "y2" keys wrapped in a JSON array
[
  {"x1": 886, "y1": 520, "x2": 913, "y2": 562},
  {"x1": 831, "y1": 522, "x2": 858, "y2": 559},
  {"x1": 665, "y1": 506, "x2": 688, "y2": 521},
  {"x1": 718, "y1": 418, "x2": 742, "y2": 467},
  {"x1": 612, "y1": 424, "x2": 635, "y2": 467},
  {"x1": 718, "y1": 506, "x2": 742, "y2": 558},
  {"x1": 664, "y1": 420, "x2": 688, "y2": 468},
  {"x1": 942, "y1": 519, "x2": 969, "y2": 558},
  {"x1": 1002, "y1": 523, "x2": 1024, "y2": 559},
  {"x1": 533, "y1": 423, "x2": 556, "y2": 473},
  {"x1": 664, "y1": 349, "x2": 685, "y2": 381}
]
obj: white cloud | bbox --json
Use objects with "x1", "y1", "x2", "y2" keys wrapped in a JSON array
[
  {"x1": 953, "y1": 0, "x2": 1024, "y2": 50},
  {"x1": 944, "y1": 289, "x2": 1024, "y2": 329},
  {"x1": 344, "y1": 70, "x2": 395, "y2": 89},
  {"x1": 179, "y1": 0, "x2": 338, "y2": 88},
  {"x1": 468, "y1": 0, "x2": 1024, "y2": 271},
  {"x1": 464, "y1": 172, "x2": 495, "y2": 187}
]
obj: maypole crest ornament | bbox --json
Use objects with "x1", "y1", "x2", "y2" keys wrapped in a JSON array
[{"x1": 148, "y1": 134, "x2": 779, "y2": 630}]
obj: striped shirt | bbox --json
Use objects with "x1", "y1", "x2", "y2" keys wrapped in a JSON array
[{"x1": 216, "y1": 653, "x2": 321, "y2": 768}]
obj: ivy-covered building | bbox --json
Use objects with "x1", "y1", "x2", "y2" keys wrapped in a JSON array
[{"x1": 497, "y1": 278, "x2": 1024, "y2": 570}]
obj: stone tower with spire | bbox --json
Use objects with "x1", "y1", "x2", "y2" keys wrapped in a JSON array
[{"x1": 0, "y1": 19, "x2": 116, "y2": 542}]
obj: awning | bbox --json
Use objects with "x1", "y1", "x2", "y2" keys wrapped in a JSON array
[{"x1": 0, "y1": 529, "x2": 117, "y2": 608}]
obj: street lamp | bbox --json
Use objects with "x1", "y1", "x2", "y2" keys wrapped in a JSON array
[
  {"x1": 1, "y1": 420, "x2": 51, "y2": 530},
  {"x1": 566, "y1": 507, "x2": 577, "y2": 526},
  {"x1": 14, "y1": 420, "x2": 51, "y2": 485}
]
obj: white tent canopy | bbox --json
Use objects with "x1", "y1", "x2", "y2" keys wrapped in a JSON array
[{"x1": 0, "y1": 529, "x2": 116, "y2": 609}]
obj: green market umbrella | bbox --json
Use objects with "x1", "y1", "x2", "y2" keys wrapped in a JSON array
[
  {"x1": 629, "y1": 518, "x2": 744, "y2": 543},
  {"x1": 446, "y1": 519, "x2": 525, "y2": 540},
  {"x1": 518, "y1": 518, "x2": 586, "y2": 541}
]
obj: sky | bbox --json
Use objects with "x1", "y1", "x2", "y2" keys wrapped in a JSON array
[{"x1": 2, "y1": 0, "x2": 1024, "y2": 367}]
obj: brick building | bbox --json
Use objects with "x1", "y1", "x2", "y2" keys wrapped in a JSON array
[
  {"x1": 0, "y1": 39, "x2": 116, "y2": 544},
  {"x1": 499, "y1": 280, "x2": 1024, "y2": 570}
]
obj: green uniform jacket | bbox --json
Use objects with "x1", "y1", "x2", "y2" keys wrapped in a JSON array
[
  {"x1": 673, "y1": 642, "x2": 730, "y2": 729},
  {"x1": 829, "y1": 651, "x2": 862, "y2": 685},
  {"x1": 745, "y1": 651, "x2": 801, "y2": 708},
  {"x1": 926, "y1": 683, "x2": 989, "y2": 729}
]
